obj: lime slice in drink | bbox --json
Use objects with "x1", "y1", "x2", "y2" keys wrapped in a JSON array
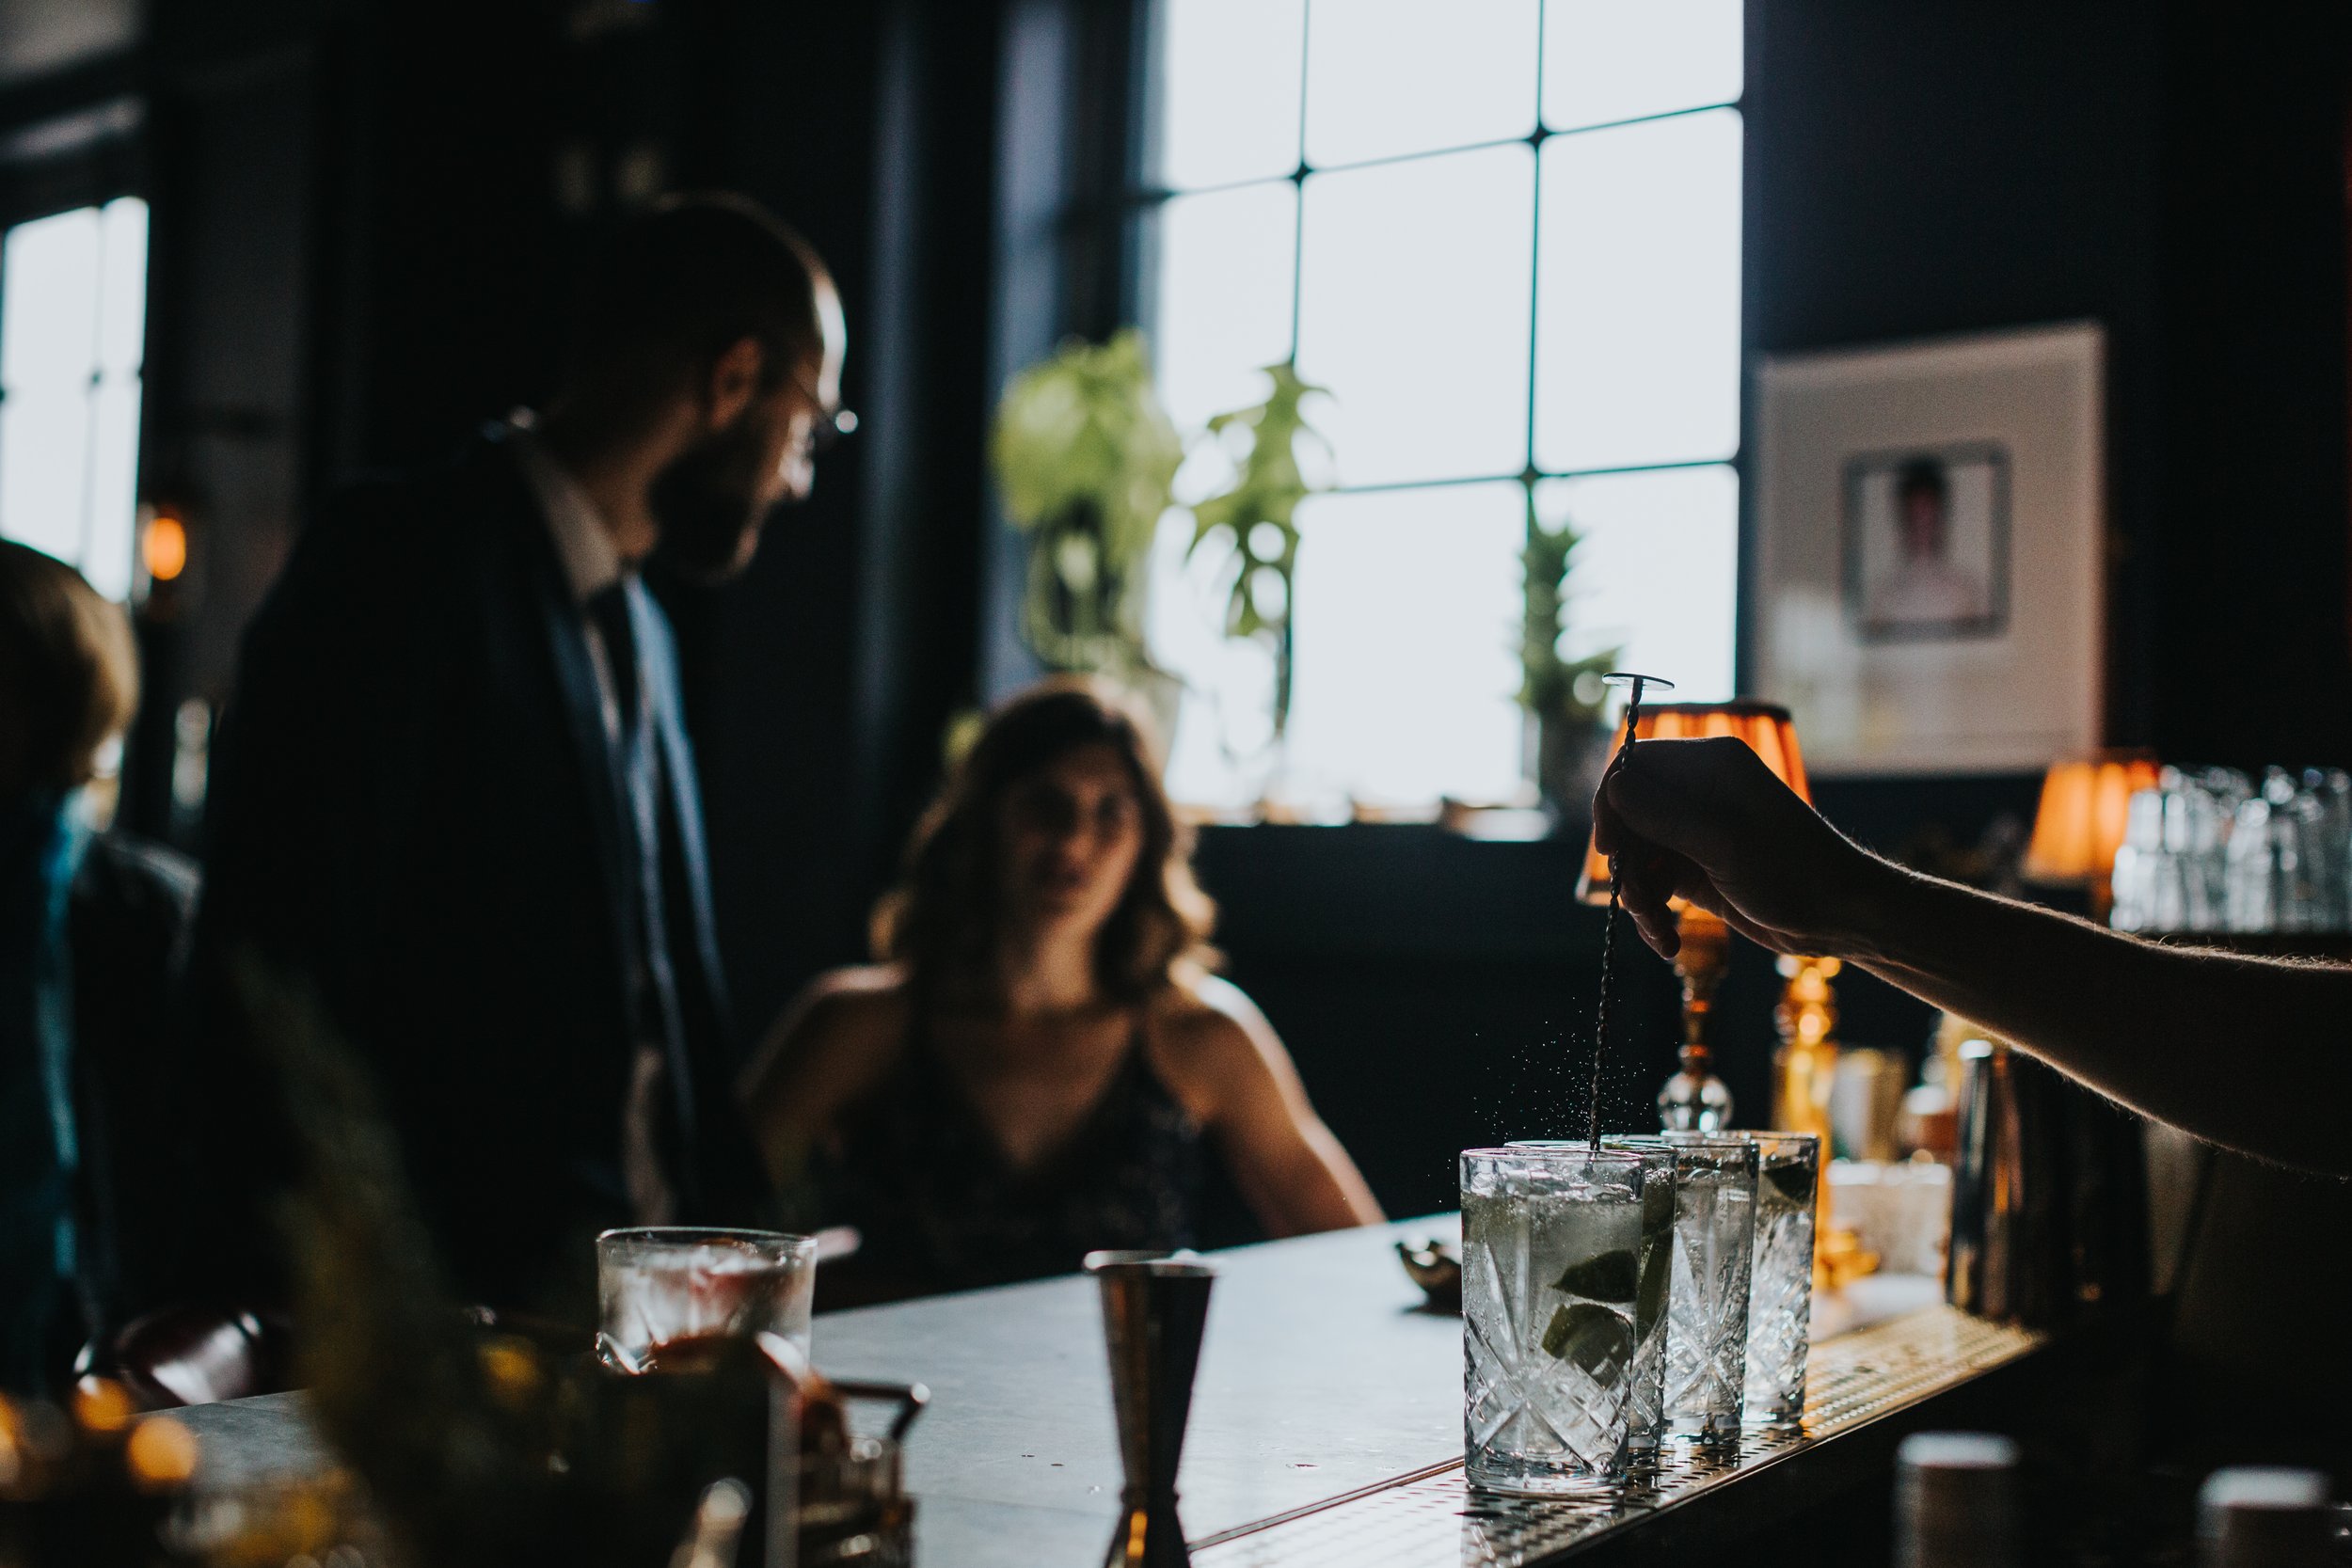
[
  {"x1": 1766, "y1": 1162, "x2": 1816, "y2": 1206},
  {"x1": 1642, "y1": 1178, "x2": 1677, "y2": 1238},
  {"x1": 1541, "y1": 1302, "x2": 1634, "y2": 1376},
  {"x1": 1554, "y1": 1249, "x2": 1639, "y2": 1304},
  {"x1": 1634, "y1": 1234, "x2": 1672, "y2": 1332}
]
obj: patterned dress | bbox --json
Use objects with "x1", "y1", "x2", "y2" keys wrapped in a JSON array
[{"x1": 818, "y1": 1019, "x2": 1203, "y2": 1296}]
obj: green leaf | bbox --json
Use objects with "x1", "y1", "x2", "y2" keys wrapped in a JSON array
[{"x1": 1178, "y1": 361, "x2": 1332, "y2": 735}]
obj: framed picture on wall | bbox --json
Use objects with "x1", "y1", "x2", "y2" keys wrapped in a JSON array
[{"x1": 1754, "y1": 323, "x2": 2104, "y2": 775}]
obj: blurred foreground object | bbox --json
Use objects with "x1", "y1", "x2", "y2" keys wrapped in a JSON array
[
  {"x1": 2197, "y1": 1466, "x2": 2337, "y2": 1568},
  {"x1": 102, "y1": 1305, "x2": 292, "y2": 1411},
  {"x1": 1580, "y1": 700, "x2": 1811, "y2": 1132},
  {"x1": 1894, "y1": 1431, "x2": 2018, "y2": 1568},
  {"x1": 234, "y1": 962, "x2": 933, "y2": 1568},
  {"x1": 0, "y1": 1380, "x2": 199, "y2": 1566}
]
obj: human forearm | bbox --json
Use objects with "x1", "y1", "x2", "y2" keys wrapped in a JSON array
[{"x1": 1831, "y1": 860, "x2": 2352, "y2": 1177}]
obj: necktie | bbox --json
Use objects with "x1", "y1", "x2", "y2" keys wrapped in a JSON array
[
  {"x1": 584, "y1": 580, "x2": 691, "y2": 1217},
  {"x1": 585, "y1": 583, "x2": 641, "y2": 736}
]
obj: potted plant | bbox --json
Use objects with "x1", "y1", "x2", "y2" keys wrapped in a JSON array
[
  {"x1": 990, "y1": 329, "x2": 1183, "y2": 696},
  {"x1": 1185, "y1": 361, "x2": 1329, "y2": 754},
  {"x1": 1520, "y1": 496, "x2": 1620, "y2": 826}
]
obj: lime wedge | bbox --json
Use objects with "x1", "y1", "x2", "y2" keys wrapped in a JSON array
[
  {"x1": 1554, "y1": 1249, "x2": 1639, "y2": 1304},
  {"x1": 1541, "y1": 1302, "x2": 1634, "y2": 1375},
  {"x1": 1766, "y1": 1163, "x2": 1816, "y2": 1206},
  {"x1": 1634, "y1": 1234, "x2": 1672, "y2": 1333},
  {"x1": 1642, "y1": 1179, "x2": 1677, "y2": 1238}
]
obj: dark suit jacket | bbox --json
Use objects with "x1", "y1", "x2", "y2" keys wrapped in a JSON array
[
  {"x1": 194, "y1": 430, "x2": 765, "y2": 1312},
  {"x1": 70, "y1": 832, "x2": 201, "y2": 1339}
]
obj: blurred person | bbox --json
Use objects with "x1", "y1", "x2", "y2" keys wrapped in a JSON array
[
  {"x1": 740, "y1": 680, "x2": 1381, "y2": 1299},
  {"x1": 195, "y1": 194, "x2": 850, "y2": 1311},
  {"x1": 1594, "y1": 735, "x2": 2352, "y2": 1178},
  {"x1": 1864, "y1": 458, "x2": 1990, "y2": 629},
  {"x1": 0, "y1": 542, "x2": 199, "y2": 1393}
]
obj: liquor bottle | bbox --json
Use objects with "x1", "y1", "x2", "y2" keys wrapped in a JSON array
[
  {"x1": 2198, "y1": 1467, "x2": 2335, "y2": 1568},
  {"x1": 1894, "y1": 1432, "x2": 2017, "y2": 1568}
]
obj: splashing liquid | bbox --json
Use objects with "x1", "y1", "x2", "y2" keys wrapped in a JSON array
[{"x1": 1587, "y1": 673, "x2": 1672, "y2": 1154}]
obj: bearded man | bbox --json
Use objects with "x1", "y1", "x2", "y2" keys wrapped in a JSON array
[{"x1": 195, "y1": 195, "x2": 848, "y2": 1310}]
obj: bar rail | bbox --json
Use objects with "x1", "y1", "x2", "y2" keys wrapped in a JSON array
[{"x1": 1194, "y1": 1307, "x2": 2044, "y2": 1566}]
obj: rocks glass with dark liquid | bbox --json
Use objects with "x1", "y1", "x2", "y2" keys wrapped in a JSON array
[
  {"x1": 596, "y1": 1227, "x2": 818, "y2": 1373},
  {"x1": 1462, "y1": 1147, "x2": 1653, "y2": 1496}
]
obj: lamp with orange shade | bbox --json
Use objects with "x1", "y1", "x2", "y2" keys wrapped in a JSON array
[
  {"x1": 2023, "y1": 751, "x2": 2159, "y2": 920},
  {"x1": 1579, "y1": 700, "x2": 1811, "y2": 1131}
]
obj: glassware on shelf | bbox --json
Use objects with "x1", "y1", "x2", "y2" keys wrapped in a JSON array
[{"x1": 2108, "y1": 760, "x2": 2352, "y2": 934}]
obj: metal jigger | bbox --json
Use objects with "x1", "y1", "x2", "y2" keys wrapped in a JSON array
[{"x1": 1085, "y1": 1250, "x2": 1216, "y2": 1568}]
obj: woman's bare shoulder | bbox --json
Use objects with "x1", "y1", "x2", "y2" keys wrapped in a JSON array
[
  {"x1": 1150, "y1": 970, "x2": 1273, "y2": 1057},
  {"x1": 791, "y1": 963, "x2": 914, "y2": 1043},
  {"x1": 740, "y1": 963, "x2": 914, "y2": 1112}
]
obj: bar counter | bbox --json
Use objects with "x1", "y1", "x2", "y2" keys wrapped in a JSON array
[{"x1": 171, "y1": 1220, "x2": 2042, "y2": 1565}]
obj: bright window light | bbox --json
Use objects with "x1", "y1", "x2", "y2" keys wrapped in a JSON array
[
  {"x1": 1542, "y1": 0, "x2": 1742, "y2": 133},
  {"x1": 1534, "y1": 466, "x2": 1739, "y2": 701},
  {"x1": 1153, "y1": 182, "x2": 1297, "y2": 436},
  {"x1": 1152, "y1": 0, "x2": 1307, "y2": 191},
  {"x1": 0, "y1": 197, "x2": 150, "y2": 601},
  {"x1": 1534, "y1": 109, "x2": 1743, "y2": 472},
  {"x1": 1296, "y1": 144, "x2": 1534, "y2": 489},
  {"x1": 1302, "y1": 0, "x2": 1539, "y2": 169},
  {"x1": 1142, "y1": 1, "x2": 1742, "y2": 810}
]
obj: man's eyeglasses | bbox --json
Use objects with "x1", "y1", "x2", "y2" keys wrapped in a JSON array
[{"x1": 794, "y1": 372, "x2": 858, "y2": 454}]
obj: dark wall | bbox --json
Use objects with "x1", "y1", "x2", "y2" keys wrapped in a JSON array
[
  {"x1": 8, "y1": 0, "x2": 2349, "y2": 1227},
  {"x1": 2151, "y1": 4, "x2": 2352, "y2": 767},
  {"x1": 1743, "y1": 0, "x2": 2166, "y2": 745},
  {"x1": 691, "y1": 0, "x2": 1005, "y2": 1038},
  {"x1": 1211, "y1": 0, "x2": 2352, "y2": 1225}
]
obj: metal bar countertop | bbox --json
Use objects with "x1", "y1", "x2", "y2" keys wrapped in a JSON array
[{"x1": 168, "y1": 1218, "x2": 2042, "y2": 1565}]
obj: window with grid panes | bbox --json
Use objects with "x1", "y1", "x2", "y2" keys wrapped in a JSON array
[
  {"x1": 1140, "y1": 0, "x2": 1741, "y2": 812},
  {"x1": 0, "y1": 197, "x2": 150, "y2": 600}
]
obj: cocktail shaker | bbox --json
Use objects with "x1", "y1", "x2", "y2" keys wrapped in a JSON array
[
  {"x1": 1087, "y1": 1250, "x2": 1216, "y2": 1568},
  {"x1": 1947, "y1": 1038, "x2": 2147, "y2": 1327}
]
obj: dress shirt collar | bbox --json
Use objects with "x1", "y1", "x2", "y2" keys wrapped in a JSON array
[{"x1": 510, "y1": 417, "x2": 626, "y2": 606}]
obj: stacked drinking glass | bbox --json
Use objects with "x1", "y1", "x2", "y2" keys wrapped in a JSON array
[{"x1": 2109, "y1": 765, "x2": 2352, "y2": 934}]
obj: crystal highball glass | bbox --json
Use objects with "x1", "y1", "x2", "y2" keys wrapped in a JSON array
[
  {"x1": 1735, "y1": 1131, "x2": 1820, "y2": 1427},
  {"x1": 1524, "y1": 1138, "x2": 1677, "y2": 1468},
  {"x1": 1461, "y1": 1146, "x2": 1653, "y2": 1496},
  {"x1": 1652, "y1": 1132, "x2": 1758, "y2": 1448}
]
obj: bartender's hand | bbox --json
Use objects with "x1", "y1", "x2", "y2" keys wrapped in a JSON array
[{"x1": 1593, "y1": 736, "x2": 1891, "y2": 960}]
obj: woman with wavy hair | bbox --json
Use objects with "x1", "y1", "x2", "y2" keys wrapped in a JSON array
[{"x1": 741, "y1": 678, "x2": 1379, "y2": 1297}]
